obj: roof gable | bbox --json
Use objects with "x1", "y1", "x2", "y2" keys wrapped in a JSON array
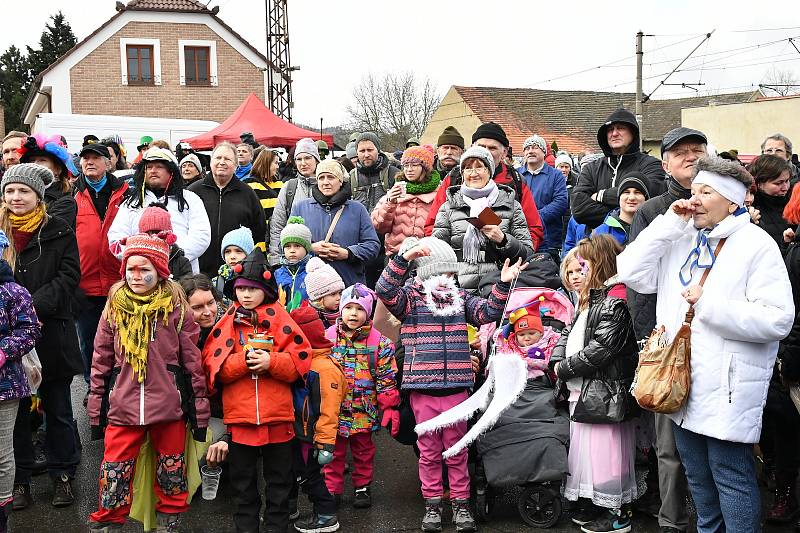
[{"x1": 125, "y1": 0, "x2": 211, "y2": 12}]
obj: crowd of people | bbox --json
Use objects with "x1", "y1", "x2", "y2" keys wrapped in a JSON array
[{"x1": 0, "y1": 112, "x2": 797, "y2": 533}]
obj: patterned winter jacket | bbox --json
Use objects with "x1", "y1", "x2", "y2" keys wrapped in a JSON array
[
  {"x1": 0, "y1": 260, "x2": 41, "y2": 402},
  {"x1": 376, "y1": 254, "x2": 509, "y2": 391},
  {"x1": 325, "y1": 321, "x2": 397, "y2": 437},
  {"x1": 275, "y1": 255, "x2": 310, "y2": 312}
]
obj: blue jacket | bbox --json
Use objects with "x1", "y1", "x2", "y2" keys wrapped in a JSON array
[
  {"x1": 592, "y1": 209, "x2": 629, "y2": 246},
  {"x1": 517, "y1": 163, "x2": 568, "y2": 251},
  {"x1": 274, "y1": 255, "x2": 310, "y2": 311},
  {"x1": 290, "y1": 198, "x2": 380, "y2": 288},
  {"x1": 562, "y1": 216, "x2": 588, "y2": 257}
]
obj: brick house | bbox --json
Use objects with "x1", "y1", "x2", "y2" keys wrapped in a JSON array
[{"x1": 21, "y1": 0, "x2": 279, "y2": 151}]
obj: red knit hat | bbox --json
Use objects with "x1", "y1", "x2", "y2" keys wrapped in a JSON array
[
  {"x1": 138, "y1": 204, "x2": 173, "y2": 234},
  {"x1": 290, "y1": 305, "x2": 332, "y2": 349},
  {"x1": 120, "y1": 232, "x2": 174, "y2": 280},
  {"x1": 509, "y1": 300, "x2": 543, "y2": 334}
]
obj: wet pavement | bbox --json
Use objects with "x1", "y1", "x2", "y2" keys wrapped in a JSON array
[{"x1": 9, "y1": 378, "x2": 797, "y2": 532}]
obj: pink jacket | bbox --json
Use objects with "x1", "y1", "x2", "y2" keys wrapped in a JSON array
[
  {"x1": 88, "y1": 305, "x2": 210, "y2": 438},
  {"x1": 371, "y1": 190, "x2": 438, "y2": 255}
]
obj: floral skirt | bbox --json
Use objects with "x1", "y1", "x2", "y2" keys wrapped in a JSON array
[{"x1": 563, "y1": 402, "x2": 639, "y2": 509}]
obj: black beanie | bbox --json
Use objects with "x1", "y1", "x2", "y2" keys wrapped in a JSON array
[
  {"x1": 617, "y1": 174, "x2": 650, "y2": 201},
  {"x1": 472, "y1": 122, "x2": 509, "y2": 147}
]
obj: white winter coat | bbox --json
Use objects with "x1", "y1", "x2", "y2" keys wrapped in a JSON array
[
  {"x1": 107, "y1": 189, "x2": 212, "y2": 273},
  {"x1": 617, "y1": 209, "x2": 794, "y2": 443}
]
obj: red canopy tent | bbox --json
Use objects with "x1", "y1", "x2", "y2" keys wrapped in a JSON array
[{"x1": 181, "y1": 92, "x2": 333, "y2": 150}]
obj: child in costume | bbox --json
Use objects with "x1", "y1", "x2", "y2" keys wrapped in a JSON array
[
  {"x1": 304, "y1": 257, "x2": 345, "y2": 329},
  {"x1": 212, "y1": 226, "x2": 255, "y2": 306},
  {"x1": 288, "y1": 306, "x2": 346, "y2": 533},
  {"x1": 0, "y1": 230, "x2": 41, "y2": 533},
  {"x1": 323, "y1": 284, "x2": 398, "y2": 509},
  {"x1": 275, "y1": 216, "x2": 313, "y2": 312},
  {"x1": 497, "y1": 299, "x2": 560, "y2": 380},
  {"x1": 376, "y1": 236, "x2": 523, "y2": 533},
  {"x1": 88, "y1": 233, "x2": 210, "y2": 533},
  {"x1": 201, "y1": 248, "x2": 312, "y2": 533}
]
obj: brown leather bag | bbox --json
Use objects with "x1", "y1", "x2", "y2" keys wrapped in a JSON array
[{"x1": 633, "y1": 238, "x2": 726, "y2": 414}]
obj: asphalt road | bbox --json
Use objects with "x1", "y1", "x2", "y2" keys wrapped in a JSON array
[{"x1": 8, "y1": 379, "x2": 797, "y2": 533}]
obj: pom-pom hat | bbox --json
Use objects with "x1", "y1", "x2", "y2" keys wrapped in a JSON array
[
  {"x1": 138, "y1": 205, "x2": 173, "y2": 234},
  {"x1": 224, "y1": 248, "x2": 278, "y2": 302},
  {"x1": 280, "y1": 216, "x2": 313, "y2": 251},
  {"x1": 305, "y1": 257, "x2": 345, "y2": 301},
  {"x1": 120, "y1": 232, "x2": 174, "y2": 280}
]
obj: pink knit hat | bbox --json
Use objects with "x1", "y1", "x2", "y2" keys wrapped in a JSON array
[
  {"x1": 138, "y1": 204, "x2": 173, "y2": 234},
  {"x1": 305, "y1": 257, "x2": 345, "y2": 301},
  {"x1": 339, "y1": 283, "x2": 376, "y2": 316}
]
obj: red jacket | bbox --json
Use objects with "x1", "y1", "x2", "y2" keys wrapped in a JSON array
[
  {"x1": 74, "y1": 175, "x2": 128, "y2": 297},
  {"x1": 424, "y1": 164, "x2": 544, "y2": 250}
]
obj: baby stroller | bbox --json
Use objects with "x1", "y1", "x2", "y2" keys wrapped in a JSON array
[{"x1": 473, "y1": 287, "x2": 573, "y2": 528}]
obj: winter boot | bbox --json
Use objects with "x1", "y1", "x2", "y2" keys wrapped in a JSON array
[
  {"x1": 52, "y1": 474, "x2": 74, "y2": 507},
  {"x1": 156, "y1": 511, "x2": 181, "y2": 533},
  {"x1": 352, "y1": 485, "x2": 371, "y2": 509},
  {"x1": 293, "y1": 512, "x2": 340, "y2": 533},
  {"x1": 0, "y1": 499, "x2": 10, "y2": 533},
  {"x1": 421, "y1": 497, "x2": 443, "y2": 532},
  {"x1": 11, "y1": 485, "x2": 31, "y2": 511},
  {"x1": 451, "y1": 499, "x2": 477, "y2": 532},
  {"x1": 767, "y1": 473, "x2": 800, "y2": 523}
]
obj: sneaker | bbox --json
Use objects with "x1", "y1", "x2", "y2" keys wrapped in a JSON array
[
  {"x1": 581, "y1": 508, "x2": 632, "y2": 533},
  {"x1": 353, "y1": 486, "x2": 371, "y2": 509},
  {"x1": 156, "y1": 511, "x2": 181, "y2": 532},
  {"x1": 294, "y1": 513, "x2": 340, "y2": 533},
  {"x1": 12, "y1": 484, "x2": 32, "y2": 511},
  {"x1": 52, "y1": 474, "x2": 74, "y2": 507},
  {"x1": 571, "y1": 502, "x2": 603, "y2": 526},
  {"x1": 451, "y1": 499, "x2": 477, "y2": 532},
  {"x1": 421, "y1": 498, "x2": 443, "y2": 532}
]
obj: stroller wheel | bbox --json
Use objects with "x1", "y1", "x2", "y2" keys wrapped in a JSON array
[
  {"x1": 474, "y1": 486, "x2": 494, "y2": 522},
  {"x1": 518, "y1": 485, "x2": 561, "y2": 528}
]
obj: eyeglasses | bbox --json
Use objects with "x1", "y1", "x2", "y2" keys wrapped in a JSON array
[
  {"x1": 670, "y1": 148, "x2": 707, "y2": 159},
  {"x1": 463, "y1": 167, "x2": 488, "y2": 176},
  {"x1": 402, "y1": 163, "x2": 421, "y2": 170},
  {"x1": 763, "y1": 148, "x2": 787, "y2": 155}
]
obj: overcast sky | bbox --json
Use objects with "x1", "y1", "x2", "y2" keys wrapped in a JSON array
[{"x1": 2, "y1": 0, "x2": 799, "y2": 128}]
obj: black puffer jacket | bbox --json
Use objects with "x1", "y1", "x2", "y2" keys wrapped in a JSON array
[
  {"x1": 44, "y1": 185, "x2": 77, "y2": 230},
  {"x1": 626, "y1": 178, "x2": 692, "y2": 340},
  {"x1": 550, "y1": 283, "x2": 638, "y2": 394},
  {"x1": 780, "y1": 232, "x2": 800, "y2": 382},
  {"x1": 753, "y1": 190, "x2": 790, "y2": 255},
  {"x1": 572, "y1": 108, "x2": 667, "y2": 228}
]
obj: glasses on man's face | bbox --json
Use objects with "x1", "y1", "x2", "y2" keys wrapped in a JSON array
[
  {"x1": 763, "y1": 148, "x2": 787, "y2": 155},
  {"x1": 463, "y1": 167, "x2": 488, "y2": 176},
  {"x1": 402, "y1": 164, "x2": 421, "y2": 170}
]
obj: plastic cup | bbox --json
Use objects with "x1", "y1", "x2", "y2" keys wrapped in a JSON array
[
  {"x1": 398, "y1": 181, "x2": 407, "y2": 198},
  {"x1": 201, "y1": 464, "x2": 222, "y2": 500}
]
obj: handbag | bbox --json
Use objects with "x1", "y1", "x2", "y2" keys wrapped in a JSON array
[
  {"x1": 633, "y1": 238, "x2": 727, "y2": 414},
  {"x1": 571, "y1": 373, "x2": 629, "y2": 424}
]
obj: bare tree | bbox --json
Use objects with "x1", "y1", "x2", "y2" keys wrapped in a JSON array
[
  {"x1": 762, "y1": 67, "x2": 800, "y2": 96},
  {"x1": 347, "y1": 72, "x2": 441, "y2": 150}
]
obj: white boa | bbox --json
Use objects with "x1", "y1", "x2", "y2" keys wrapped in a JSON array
[
  {"x1": 414, "y1": 351, "x2": 527, "y2": 459},
  {"x1": 421, "y1": 275, "x2": 464, "y2": 317}
]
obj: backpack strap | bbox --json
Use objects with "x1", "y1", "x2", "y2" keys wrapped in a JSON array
[
  {"x1": 285, "y1": 178, "x2": 299, "y2": 213},
  {"x1": 349, "y1": 169, "x2": 359, "y2": 198},
  {"x1": 380, "y1": 166, "x2": 390, "y2": 192}
]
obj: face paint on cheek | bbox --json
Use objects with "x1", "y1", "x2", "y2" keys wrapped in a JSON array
[{"x1": 144, "y1": 274, "x2": 154, "y2": 284}]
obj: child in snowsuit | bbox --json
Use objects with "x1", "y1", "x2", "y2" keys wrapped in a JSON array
[
  {"x1": 88, "y1": 233, "x2": 210, "y2": 532},
  {"x1": 498, "y1": 300, "x2": 560, "y2": 381},
  {"x1": 288, "y1": 306, "x2": 346, "y2": 533},
  {"x1": 304, "y1": 257, "x2": 345, "y2": 329},
  {"x1": 275, "y1": 216, "x2": 313, "y2": 312},
  {"x1": 202, "y1": 248, "x2": 312, "y2": 533},
  {"x1": 376, "y1": 236, "x2": 522, "y2": 533},
  {"x1": 324, "y1": 284, "x2": 399, "y2": 509},
  {"x1": 212, "y1": 227, "x2": 255, "y2": 307}
]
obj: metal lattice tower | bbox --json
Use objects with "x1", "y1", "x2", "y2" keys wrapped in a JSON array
[{"x1": 265, "y1": 0, "x2": 295, "y2": 121}]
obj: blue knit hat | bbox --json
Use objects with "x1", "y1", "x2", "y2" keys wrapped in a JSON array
[{"x1": 220, "y1": 226, "x2": 255, "y2": 259}]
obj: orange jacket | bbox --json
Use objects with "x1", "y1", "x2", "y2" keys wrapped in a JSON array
[
  {"x1": 202, "y1": 302, "x2": 312, "y2": 427},
  {"x1": 295, "y1": 347, "x2": 346, "y2": 448}
]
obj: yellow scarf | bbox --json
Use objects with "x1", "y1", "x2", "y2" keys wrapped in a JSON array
[
  {"x1": 9, "y1": 205, "x2": 46, "y2": 232},
  {"x1": 111, "y1": 284, "x2": 175, "y2": 383}
]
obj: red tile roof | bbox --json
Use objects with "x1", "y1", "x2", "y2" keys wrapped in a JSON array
[{"x1": 125, "y1": 0, "x2": 211, "y2": 12}]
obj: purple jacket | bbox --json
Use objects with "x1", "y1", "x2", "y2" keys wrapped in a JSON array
[{"x1": 0, "y1": 266, "x2": 42, "y2": 402}]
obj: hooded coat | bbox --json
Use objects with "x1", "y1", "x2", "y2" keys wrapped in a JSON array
[{"x1": 572, "y1": 109, "x2": 666, "y2": 228}]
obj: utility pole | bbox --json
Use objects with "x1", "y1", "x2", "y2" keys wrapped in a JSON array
[
  {"x1": 635, "y1": 31, "x2": 643, "y2": 149},
  {"x1": 265, "y1": 0, "x2": 298, "y2": 122}
]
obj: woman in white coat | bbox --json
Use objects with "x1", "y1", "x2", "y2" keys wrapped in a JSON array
[
  {"x1": 107, "y1": 147, "x2": 211, "y2": 273},
  {"x1": 617, "y1": 156, "x2": 794, "y2": 533}
]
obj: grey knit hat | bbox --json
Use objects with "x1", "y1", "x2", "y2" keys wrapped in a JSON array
[
  {"x1": 356, "y1": 131, "x2": 381, "y2": 152},
  {"x1": 522, "y1": 134, "x2": 547, "y2": 153},
  {"x1": 179, "y1": 153, "x2": 202, "y2": 173},
  {"x1": 2, "y1": 163, "x2": 50, "y2": 199},
  {"x1": 460, "y1": 146, "x2": 495, "y2": 177},
  {"x1": 295, "y1": 137, "x2": 320, "y2": 162},
  {"x1": 280, "y1": 216, "x2": 313, "y2": 252},
  {"x1": 345, "y1": 141, "x2": 357, "y2": 159},
  {"x1": 400, "y1": 236, "x2": 459, "y2": 281}
]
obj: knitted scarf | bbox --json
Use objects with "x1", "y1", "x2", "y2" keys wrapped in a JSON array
[
  {"x1": 403, "y1": 170, "x2": 441, "y2": 195},
  {"x1": 9, "y1": 205, "x2": 46, "y2": 233},
  {"x1": 111, "y1": 284, "x2": 174, "y2": 383},
  {"x1": 460, "y1": 180, "x2": 499, "y2": 264}
]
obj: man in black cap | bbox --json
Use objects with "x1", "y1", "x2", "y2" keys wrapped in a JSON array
[
  {"x1": 572, "y1": 108, "x2": 667, "y2": 228},
  {"x1": 434, "y1": 126, "x2": 464, "y2": 175},
  {"x1": 626, "y1": 126, "x2": 706, "y2": 533}
]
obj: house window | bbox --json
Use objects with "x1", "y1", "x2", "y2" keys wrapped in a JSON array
[
  {"x1": 184, "y1": 46, "x2": 210, "y2": 85},
  {"x1": 126, "y1": 45, "x2": 154, "y2": 85}
]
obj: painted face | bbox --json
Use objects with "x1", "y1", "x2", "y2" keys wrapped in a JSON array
[
  {"x1": 341, "y1": 302, "x2": 367, "y2": 330},
  {"x1": 125, "y1": 256, "x2": 160, "y2": 295},
  {"x1": 515, "y1": 329, "x2": 542, "y2": 348},
  {"x1": 565, "y1": 258, "x2": 584, "y2": 292},
  {"x1": 188, "y1": 289, "x2": 218, "y2": 329},
  {"x1": 436, "y1": 144, "x2": 463, "y2": 170},
  {"x1": 316, "y1": 172, "x2": 342, "y2": 196},
  {"x1": 144, "y1": 161, "x2": 172, "y2": 190},
  {"x1": 689, "y1": 183, "x2": 736, "y2": 229},
  {"x1": 619, "y1": 187, "x2": 646, "y2": 217},
  {"x1": 321, "y1": 291, "x2": 341, "y2": 311},
  {"x1": 235, "y1": 285, "x2": 266, "y2": 310},
  {"x1": 283, "y1": 242, "x2": 307, "y2": 262},
  {"x1": 357, "y1": 141, "x2": 378, "y2": 167},
  {"x1": 461, "y1": 158, "x2": 491, "y2": 189},
  {"x1": 224, "y1": 246, "x2": 247, "y2": 266},
  {"x1": 1, "y1": 137, "x2": 22, "y2": 168},
  {"x1": 3, "y1": 183, "x2": 39, "y2": 216},
  {"x1": 295, "y1": 154, "x2": 317, "y2": 177},
  {"x1": 759, "y1": 170, "x2": 791, "y2": 197}
]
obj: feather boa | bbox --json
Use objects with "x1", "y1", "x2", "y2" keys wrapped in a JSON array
[
  {"x1": 414, "y1": 350, "x2": 527, "y2": 459},
  {"x1": 421, "y1": 275, "x2": 464, "y2": 317}
]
